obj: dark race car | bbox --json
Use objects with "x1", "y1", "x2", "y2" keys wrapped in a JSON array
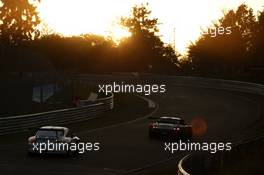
[{"x1": 149, "y1": 117, "x2": 192, "y2": 139}]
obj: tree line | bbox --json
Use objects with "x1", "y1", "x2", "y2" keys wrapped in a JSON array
[
  {"x1": 0, "y1": 2, "x2": 178, "y2": 74},
  {"x1": 0, "y1": 1, "x2": 264, "y2": 82},
  {"x1": 185, "y1": 4, "x2": 264, "y2": 82}
]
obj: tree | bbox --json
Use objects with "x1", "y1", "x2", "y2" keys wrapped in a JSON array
[
  {"x1": 188, "y1": 4, "x2": 256, "y2": 76},
  {"x1": 120, "y1": 3, "x2": 178, "y2": 73},
  {"x1": 0, "y1": 0, "x2": 40, "y2": 46},
  {"x1": 120, "y1": 3, "x2": 159, "y2": 36},
  {"x1": 252, "y1": 10, "x2": 264, "y2": 67},
  {"x1": 220, "y1": 4, "x2": 256, "y2": 52}
]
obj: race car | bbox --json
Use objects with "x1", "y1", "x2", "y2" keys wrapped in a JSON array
[
  {"x1": 28, "y1": 126, "x2": 80, "y2": 156},
  {"x1": 148, "y1": 117, "x2": 192, "y2": 139}
]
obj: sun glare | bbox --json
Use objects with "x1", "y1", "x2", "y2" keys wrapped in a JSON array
[
  {"x1": 37, "y1": 0, "x2": 131, "y2": 41},
  {"x1": 37, "y1": 0, "x2": 264, "y2": 54}
]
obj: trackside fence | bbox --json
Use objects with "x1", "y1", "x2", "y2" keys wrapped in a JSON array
[{"x1": 0, "y1": 93, "x2": 114, "y2": 135}]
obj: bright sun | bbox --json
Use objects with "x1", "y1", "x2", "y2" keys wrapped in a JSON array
[
  {"x1": 37, "y1": 0, "x2": 131, "y2": 42},
  {"x1": 37, "y1": 0, "x2": 264, "y2": 54}
]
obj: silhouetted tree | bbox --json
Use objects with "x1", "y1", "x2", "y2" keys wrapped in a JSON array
[
  {"x1": 121, "y1": 3, "x2": 159, "y2": 36},
  {"x1": 32, "y1": 34, "x2": 117, "y2": 73},
  {"x1": 0, "y1": 0, "x2": 40, "y2": 46},
  {"x1": 189, "y1": 4, "x2": 256, "y2": 76},
  {"x1": 252, "y1": 10, "x2": 264, "y2": 67},
  {"x1": 120, "y1": 3, "x2": 178, "y2": 73}
]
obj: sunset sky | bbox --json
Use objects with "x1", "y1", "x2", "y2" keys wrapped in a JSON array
[{"x1": 37, "y1": 0, "x2": 264, "y2": 54}]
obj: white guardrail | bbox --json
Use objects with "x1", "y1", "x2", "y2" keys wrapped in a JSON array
[
  {"x1": 178, "y1": 154, "x2": 191, "y2": 175},
  {"x1": 0, "y1": 93, "x2": 114, "y2": 135},
  {"x1": 170, "y1": 76, "x2": 264, "y2": 95},
  {"x1": 79, "y1": 74, "x2": 264, "y2": 95}
]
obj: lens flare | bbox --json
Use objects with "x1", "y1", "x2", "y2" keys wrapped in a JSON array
[{"x1": 191, "y1": 117, "x2": 208, "y2": 136}]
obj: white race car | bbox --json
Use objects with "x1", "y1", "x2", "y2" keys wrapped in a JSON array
[{"x1": 28, "y1": 126, "x2": 80, "y2": 156}]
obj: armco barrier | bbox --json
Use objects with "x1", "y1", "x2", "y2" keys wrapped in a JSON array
[
  {"x1": 0, "y1": 93, "x2": 114, "y2": 135},
  {"x1": 79, "y1": 74, "x2": 264, "y2": 96},
  {"x1": 80, "y1": 94, "x2": 114, "y2": 110},
  {"x1": 178, "y1": 155, "x2": 191, "y2": 175},
  {"x1": 169, "y1": 76, "x2": 264, "y2": 95},
  {"x1": 178, "y1": 137, "x2": 264, "y2": 175},
  {"x1": 178, "y1": 152, "x2": 211, "y2": 175}
]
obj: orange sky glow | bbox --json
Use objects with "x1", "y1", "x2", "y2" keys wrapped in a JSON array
[{"x1": 37, "y1": 0, "x2": 264, "y2": 54}]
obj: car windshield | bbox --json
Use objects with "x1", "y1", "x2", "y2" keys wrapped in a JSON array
[
  {"x1": 36, "y1": 129, "x2": 64, "y2": 138},
  {"x1": 158, "y1": 119, "x2": 184, "y2": 125}
]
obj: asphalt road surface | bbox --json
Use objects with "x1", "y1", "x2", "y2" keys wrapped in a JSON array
[{"x1": 0, "y1": 83, "x2": 263, "y2": 175}]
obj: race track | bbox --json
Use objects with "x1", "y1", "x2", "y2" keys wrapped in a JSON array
[{"x1": 0, "y1": 82, "x2": 263, "y2": 175}]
